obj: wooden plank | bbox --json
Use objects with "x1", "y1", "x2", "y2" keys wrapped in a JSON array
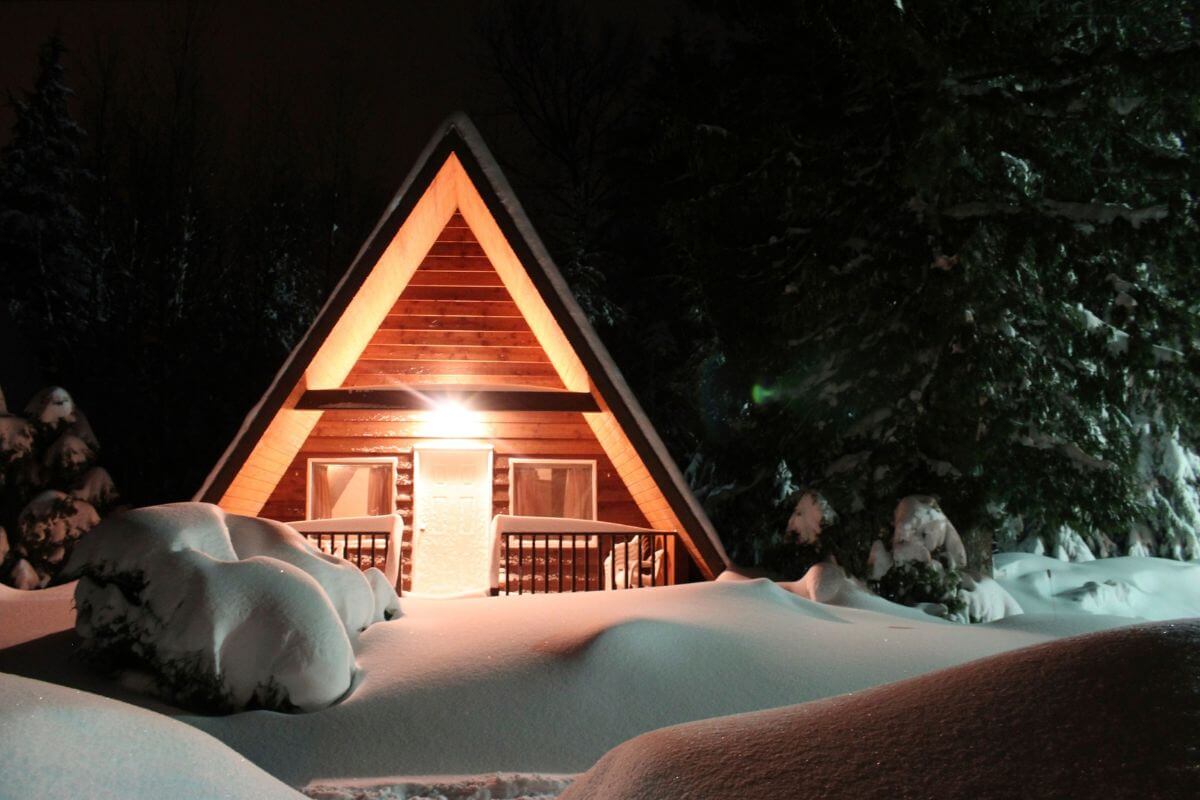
[
  {"x1": 299, "y1": 437, "x2": 607, "y2": 456},
  {"x1": 432, "y1": 225, "x2": 478, "y2": 243},
  {"x1": 417, "y1": 255, "x2": 495, "y2": 271},
  {"x1": 341, "y1": 373, "x2": 564, "y2": 388},
  {"x1": 381, "y1": 315, "x2": 532, "y2": 332},
  {"x1": 390, "y1": 299, "x2": 522, "y2": 317},
  {"x1": 359, "y1": 344, "x2": 551, "y2": 363},
  {"x1": 401, "y1": 285, "x2": 513, "y2": 302},
  {"x1": 312, "y1": 420, "x2": 598, "y2": 440},
  {"x1": 297, "y1": 388, "x2": 600, "y2": 412},
  {"x1": 408, "y1": 270, "x2": 503, "y2": 287},
  {"x1": 367, "y1": 329, "x2": 539, "y2": 347},
  {"x1": 315, "y1": 409, "x2": 589, "y2": 424},
  {"x1": 348, "y1": 360, "x2": 559, "y2": 377},
  {"x1": 427, "y1": 241, "x2": 486, "y2": 257}
]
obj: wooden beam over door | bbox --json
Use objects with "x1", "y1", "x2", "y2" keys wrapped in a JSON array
[{"x1": 297, "y1": 387, "x2": 600, "y2": 413}]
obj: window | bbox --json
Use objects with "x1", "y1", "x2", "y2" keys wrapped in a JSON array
[
  {"x1": 307, "y1": 458, "x2": 397, "y2": 520},
  {"x1": 509, "y1": 459, "x2": 596, "y2": 520}
]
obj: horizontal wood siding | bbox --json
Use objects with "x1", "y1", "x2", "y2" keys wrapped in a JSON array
[
  {"x1": 342, "y1": 213, "x2": 567, "y2": 392},
  {"x1": 258, "y1": 409, "x2": 652, "y2": 591}
]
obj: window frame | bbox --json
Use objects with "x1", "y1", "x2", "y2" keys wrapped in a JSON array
[
  {"x1": 508, "y1": 457, "x2": 598, "y2": 521},
  {"x1": 306, "y1": 456, "x2": 398, "y2": 520}
]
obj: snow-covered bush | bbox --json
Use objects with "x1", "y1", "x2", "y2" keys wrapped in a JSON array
[
  {"x1": 0, "y1": 385, "x2": 117, "y2": 588},
  {"x1": 868, "y1": 496, "x2": 968, "y2": 618},
  {"x1": 24, "y1": 386, "x2": 76, "y2": 430},
  {"x1": 774, "y1": 490, "x2": 841, "y2": 574},
  {"x1": 62, "y1": 502, "x2": 400, "y2": 712},
  {"x1": 15, "y1": 490, "x2": 99, "y2": 587}
]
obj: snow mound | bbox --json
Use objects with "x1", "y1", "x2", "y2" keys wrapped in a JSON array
[
  {"x1": 0, "y1": 673, "x2": 304, "y2": 799},
  {"x1": 561, "y1": 620, "x2": 1200, "y2": 799},
  {"x1": 994, "y1": 552, "x2": 1200, "y2": 620},
  {"x1": 960, "y1": 573, "x2": 1023, "y2": 622},
  {"x1": 62, "y1": 502, "x2": 399, "y2": 712}
]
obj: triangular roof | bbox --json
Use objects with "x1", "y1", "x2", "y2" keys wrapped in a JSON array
[{"x1": 196, "y1": 113, "x2": 728, "y2": 579}]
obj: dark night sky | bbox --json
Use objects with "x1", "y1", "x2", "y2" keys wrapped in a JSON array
[{"x1": 0, "y1": 0, "x2": 684, "y2": 181}]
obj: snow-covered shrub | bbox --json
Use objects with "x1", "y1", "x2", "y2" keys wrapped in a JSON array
[
  {"x1": 786, "y1": 491, "x2": 837, "y2": 546},
  {"x1": 868, "y1": 496, "x2": 969, "y2": 618},
  {"x1": 70, "y1": 466, "x2": 118, "y2": 508},
  {"x1": 1134, "y1": 425, "x2": 1200, "y2": 560},
  {"x1": 62, "y1": 502, "x2": 399, "y2": 712},
  {"x1": 10, "y1": 558, "x2": 40, "y2": 590},
  {"x1": 0, "y1": 385, "x2": 117, "y2": 588},
  {"x1": 15, "y1": 490, "x2": 99, "y2": 587},
  {"x1": 223, "y1": 512, "x2": 378, "y2": 633},
  {"x1": 365, "y1": 566, "x2": 402, "y2": 622},
  {"x1": 24, "y1": 386, "x2": 76, "y2": 430},
  {"x1": 873, "y1": 561, "x2": 966, "y2": 618},
  {"x1": 959, "y1": 574, "x2": 1023, "y2": 623},
  {"x1": 776, "y1": 490, "x2": 841, "y2": 574},
  {"x1": 0, "y1": 414, "x2": 34, "y2": 482},
  {"x1": 42, "y1": 433, "x2": 94, "y2": 484}
]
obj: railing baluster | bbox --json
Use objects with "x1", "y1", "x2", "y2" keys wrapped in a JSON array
[
  {"x1": 652, "y1": 537, "x2": 662, "y2": 587},
  {"x1": 609, "y1": 536, "x2": 616, "y2": 591},
  {"x1": 557, "y1": 534, "x2": 563, "y2": 593},
  {"x1": 543, "y1": 533, "x2": 550, "y2": 594},
  {"x1": 519, "y1": 535, "x2": 525, "y2": 595},
  {"x1": 623, "y1": 536, "x2": 629, "y2": 590}
]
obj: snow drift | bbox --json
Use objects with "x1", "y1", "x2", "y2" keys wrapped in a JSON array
[
  {"x1": 61, "y1": 502, "x2": 399, "y2": 712},
  {"x1": 0, "y1": 672, "x2": 304, "y2": 799},
  {"x1": 994, "y1": 552, "x2": 1200, "y2": 620},
  {"x1": 561, "y1": 620, "x2": 1200, "y2": 799}
]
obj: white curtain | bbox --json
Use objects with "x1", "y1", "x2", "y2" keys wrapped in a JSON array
[
  {"x1": 513, "y1": 463, "x2": 593, "y2": 519},
  {"x1": 560, "y1": 465, "x2": 591, "y2": 519},
  {"x1": 367, "y1": 464, "x2": 391, "y2": 515},
  {"x1": 311, "y1": 465, "x2": 332, "y2": 519}
]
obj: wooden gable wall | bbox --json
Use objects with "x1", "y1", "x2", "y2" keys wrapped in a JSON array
[{"x1": 259, "y1": 214, "x2": 650, "y2": 533}]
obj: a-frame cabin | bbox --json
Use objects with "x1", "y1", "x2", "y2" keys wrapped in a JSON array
[{"x1": 197, "y1": 114, "x2": 727, "y2": 595}]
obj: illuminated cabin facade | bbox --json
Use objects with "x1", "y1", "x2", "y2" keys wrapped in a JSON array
[{"x1": 196, "y1": 114, "x2": 727, "y2": 595}]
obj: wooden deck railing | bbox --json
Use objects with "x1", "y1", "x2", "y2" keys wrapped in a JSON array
[
  {"x1": 298, "y1": 530, "x2": 395, "y2": 593},
  {"x1": 500, "y1": 531, "x2": 675, "y2": 595}
]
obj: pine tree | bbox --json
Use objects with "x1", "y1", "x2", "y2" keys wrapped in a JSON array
[
  {"x1": 0, "y1": 35, "x2": 98, "y2": 372},
  {"x1": 648, "y1": 0, "x2": 1200, "y2": 574}
]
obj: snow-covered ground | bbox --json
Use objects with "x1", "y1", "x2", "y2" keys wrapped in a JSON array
[
  {"x1": 994, "y1": 552, "x2": 1200, "y2": 620},
  {"x1": 1, "y1": 552, "x2": 1197, "y2": 798},
  {"x1": 0, "y1": 673, "x2": 304, "y2": 799},
  {"x1": 561, "y1": 619, "x2": 1200, "y2": 799}
]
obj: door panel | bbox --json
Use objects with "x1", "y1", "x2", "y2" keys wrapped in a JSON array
[{"x1": 411, "y1": 448, "x2": 494, "y2": 596}]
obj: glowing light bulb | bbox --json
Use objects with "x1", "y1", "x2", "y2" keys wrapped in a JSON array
[{"x1": 429, "y1": 399, "x2": 476, "y2": 437}]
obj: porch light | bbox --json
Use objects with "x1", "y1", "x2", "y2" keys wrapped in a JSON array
[{"x1": 428, "y1": 398, "x2": 477, "y2": 437}]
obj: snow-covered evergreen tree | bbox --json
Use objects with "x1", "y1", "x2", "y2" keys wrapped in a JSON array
[
  {"x1": 649, "y1": 0, "x2": 1199, "y2": 574},
  {"x1": 0, "y1": 35, "x2": 98, "y2": 369},
  {"x1": 0, "y1": 385, "x2": 116, "y2": 588}
]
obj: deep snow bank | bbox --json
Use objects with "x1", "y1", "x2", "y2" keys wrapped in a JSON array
[
  {"x1": 61, "y1": 503, "x2": 399, "y2": 712},
  {"x1": 178, "y1": 579, "x2": 1123, "y2": 784},
  {"x1": 994, "y1": 552, "x2": 1200, "y2": 620},
  {"x1": 561, "y1": 620, "x2": 1200, "y2": 800},
  {"x1": 0, "y1": 673, "x2": 304, "y2": 800}
]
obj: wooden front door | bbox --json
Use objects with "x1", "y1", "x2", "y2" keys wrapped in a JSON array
[{"x1": 411, "y1": 447, "x2": 494, "y2": 596}]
